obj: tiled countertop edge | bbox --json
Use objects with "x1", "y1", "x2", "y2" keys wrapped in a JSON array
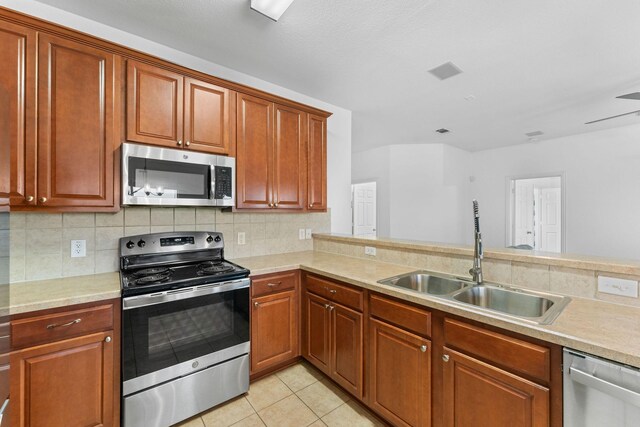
[{"x1": 313, "y1": 233, "x2": 640, "y2": 276}]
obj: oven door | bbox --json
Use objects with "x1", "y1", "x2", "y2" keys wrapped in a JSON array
[
  {"x1": 121, "y1": 142, "x2": 235, "y2": 207},
  {"x1": 122, "y1": 278, "x2": 250, "y2": 396}
]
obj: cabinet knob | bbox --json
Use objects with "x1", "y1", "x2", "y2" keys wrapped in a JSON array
[
  {"x1": 328, "y1": 305, "x2": 334, "y2": 311},
  {"x1": 105, "y1": 336, "x2": 112, "y2": 343},
  {"x1": 309, "y1": 203, "x2": 313, "y2": 208},
  {"x1": 38, "y1": 197, "x2": 47, "y2": 203},
  {"x1": 324, "y1": 304, "x2": 330, "y2": 309},
  {"x1": 254, "y1": 301, "x2": 259, "y2": 307},
  {"x1": 268, "y1": 203, "x2": 274, "y2": 208},
  {"x1": 274, "y1": 203, "x2": 279, "y2": 207},
  {"x1": 186, "y1": 141, "x2": 190, "y2": 147},
  {"x1": 177, "y1": 140, "x2": 183, "y2": 146},
  {"x1": 442, "y1": 354, "x2": 450, "y2": 362},
  {"x1": 329, "y1": 289, "x2": 337, "y2": 294},
  {"x1": 420, "y1": 345, "x2": 427, "y2": 353},
  {"x1": 26, "y1": 195, "x2": 34, "y2": 202}
]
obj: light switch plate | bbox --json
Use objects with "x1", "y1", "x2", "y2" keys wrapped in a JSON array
[
  {"x1": 237, "y1": 232, "x2": 246, "y2": 245},
  {"x1": 598, "y1": 275, "x2": 638, "y2": 298},
  {"x1": 299, "y1": 229, "x2": 305, "y2": 240},
  {"x1": 365, "y1": 246, "x2": 377, "y2": 256},
  {"x1": 71, "y1": 240, "x2": 86, "y2": 257},
  {"x1": 305, "y1": 229, "x2": 312, "y2": 239}
]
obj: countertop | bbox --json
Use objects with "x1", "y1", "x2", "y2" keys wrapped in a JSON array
[{"x1": 9, "y1": 251, "x2": 640, "y2": 369}]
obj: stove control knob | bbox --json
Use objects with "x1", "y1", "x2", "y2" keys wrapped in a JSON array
[
  {"x1": 214, "y1": 235, "x2": 222, "y2": 243},
  {"x1": 137, "y1": 240, "x2": 146, "y2": 248},
  {"x1": 126, "y1": 241, "x2": 135, "y2": 249},
  {"x1": 206, "y1": 235, "x2": 214, "y2": 243}
]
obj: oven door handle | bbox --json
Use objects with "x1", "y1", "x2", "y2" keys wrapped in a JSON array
[{"x1": 123, "y1": 278, "x2": 250, "y2": 310}]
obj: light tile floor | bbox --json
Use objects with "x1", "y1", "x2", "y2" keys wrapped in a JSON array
[{"x1": 174, "y1": 362, "x2": 388, "y2": 427}]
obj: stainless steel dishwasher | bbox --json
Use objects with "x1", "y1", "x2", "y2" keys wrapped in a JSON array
[{"x1": 564, "y1": 348, "x2": 640, "y2": 427}]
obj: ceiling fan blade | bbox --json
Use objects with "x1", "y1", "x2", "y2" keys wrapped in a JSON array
[
  {"x1": 616, "y1": 92, "x2": 640, "y2": 100},
  {"x1": 585, "y1": 109, "x2": 640, "y2": 125}
]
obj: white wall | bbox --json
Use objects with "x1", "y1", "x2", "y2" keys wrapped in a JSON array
[
  {"x1": 353, "y1": 124, "x2": 640, "y2": 260},
  {"x1": 1, "y1": 0, "x2": 352, "y2": 233},
  {"x1": 353, "y1": 144, "x2": 472, "y2": 243},
  {"x1": 472, "y1": 124, "x2": 640, "y2": 260}
]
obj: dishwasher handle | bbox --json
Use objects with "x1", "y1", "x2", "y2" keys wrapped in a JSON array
[{"x1": 570, "y1": 366, "x2": 640, "y2": 408}]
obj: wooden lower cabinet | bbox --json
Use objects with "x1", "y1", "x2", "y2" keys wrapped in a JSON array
[
  {"x1": 251, "y1": 290, "x2": 298, "y2": 374},
  {"x1": 302, "y1": 276, "x2": 364, "y2": 399},
  {"x1": 369, "y1": 318, "x2": 431, "y2": 427},
  {"x1": 10, "y1": 331, "x2": 116, "y2": 427},
  {"x1": 442, "y1": 347, "x2": 550, "y2": 427}
]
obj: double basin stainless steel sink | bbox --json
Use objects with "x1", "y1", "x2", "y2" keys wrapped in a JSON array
[{"x1": 377, "y1": 271, "x2": 570, "y2": 325}]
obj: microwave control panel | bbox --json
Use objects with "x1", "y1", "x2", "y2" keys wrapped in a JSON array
[{"x1": 214, "y1": 166, "x2": 233, "y2": 199}]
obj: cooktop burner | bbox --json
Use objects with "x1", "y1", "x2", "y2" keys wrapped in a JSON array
[
  {"x1": 134, "y1": 267, "x2": 172, "y2": 277},
  {"x1": 132, "y1": 272, "x2": 172, "y2": 286},
  {"x1": 197, "y1": 261, "x2": 235, "y2": 275}
]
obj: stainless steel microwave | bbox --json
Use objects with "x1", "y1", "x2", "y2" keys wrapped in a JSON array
[{"x1": 121, "y1": 143, "x2": 235, "y2": 207}]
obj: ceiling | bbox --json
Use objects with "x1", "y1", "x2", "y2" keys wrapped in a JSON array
[{"x1": 33, "y1": 0, "x2": 640, "y2": 152}]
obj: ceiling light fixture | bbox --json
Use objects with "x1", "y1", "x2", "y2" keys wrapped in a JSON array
[{"x1": 251, "y1": 0, "x2": 295, "y2": 21}]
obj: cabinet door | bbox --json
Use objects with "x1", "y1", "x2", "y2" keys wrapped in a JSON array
[
  {"x1": 369, "y1": 318, "x2": 431, "y2": 427},
  {"x1": 10, "y1": 331, "x2": 115, "y2": 427},
  {"x1": 184, "y1": 78, "x2": 232, "y2": 154},
  {"x1": 303, "y1": 292, "x2": 331, "y2": 374},
  {"x1": 127, "y1": 60, "x2": 183, "y2": 148},
  {"x1": 0, "y1": 22, "x2": 36, "y2": 208},
  {"x1": 442, "y1": 347, "x2": 549, "y2": 427},
  {"x1": 236, "y1": 93, "x2": 274, "y2": 209},
  {"x1": 37, "y1": 34, "x2": 119, "y2": 208},
  {"x1": 251, "y1": 290, "x2": 298, "y2": 375},
  {"x1": 331, "y1": 303, "x2": 363, "y2": 399},
  {"x1": 307, "y1": 114, "x2": 327, "y2": 211},
  {"x1": 273, "y1": 104, "x2": 306, "y2": 210}
]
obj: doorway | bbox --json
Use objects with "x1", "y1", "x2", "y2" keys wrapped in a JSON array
[
  {"x1": 352, "y1": 182, "x2": 377, "y2": 237},
  {"x1": 507, "y1": 175, "x2": 564, "y2": 252}
]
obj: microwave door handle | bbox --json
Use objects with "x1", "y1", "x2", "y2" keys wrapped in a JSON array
[
  {"x1": 569, "y1": 366, "x2": 640, "y2": 408},
  {"x1": 211, "y1": 165, "x2": 216, "y2": 200}
]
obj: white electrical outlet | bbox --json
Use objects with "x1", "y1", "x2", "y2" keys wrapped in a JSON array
[
  {"x1": 299, "y1": 228, "x2": 306, "y2": 240},
  {"x1": 598, "y1": 275, "x2": 638, "y2": 298},
  {"x1": 71, "y1": 240, "x2": 86, "y2": 258},
  {"x1": 305, "y1": 228, "x2": 312, "y2": 239},
  {"x1": 364, "y1": 246, "x2": 377, "y2": 256},
  {"x1": 237, "y1": 232, "x2": 246, "y2": 245}
]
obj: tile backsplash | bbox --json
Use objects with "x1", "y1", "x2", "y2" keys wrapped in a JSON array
[{"x1": 10, "y1": 207, "x2": 330, "y2": 283}]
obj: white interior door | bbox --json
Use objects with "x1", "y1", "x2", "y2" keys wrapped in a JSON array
[
  {"x1": 514, "y1": 181, "x2": 535, "y2": 246},
  {"x1": 352, "y1": 182, "x2": 377, "y2": 236},
  {"x1": 539, "y1": 187, "x2": 561, "y2": 252}
]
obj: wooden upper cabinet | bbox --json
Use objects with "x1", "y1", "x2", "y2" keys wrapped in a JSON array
[
  {"x1": 37, "y1": 33, "x2": 120, "y2": 209},
  {"x1": 127, "y1": 60, "x2": 183, "y2": 148},
  {"x1": 236, "y1": 93, "x2": 274, "y2": 209},
  {"x1": 307, "y1": 114, "x2": 327, "y2": 211},
  {"x1": 0, "y1": 22, "x2": 36, "y2": 208},
  {"x1": 273, "y1": 105, "x2": 306, "y2": 210},
  {"x1": 184, "y1": 78, "x2": 233, "y2": 154}
]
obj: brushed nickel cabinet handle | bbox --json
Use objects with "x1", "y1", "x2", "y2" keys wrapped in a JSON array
[
  {"x1": 324, "y1": 304, "x2": 330, "y2": 309},
  {"x1": 46, "y1": 318, "x2": 81, "y2": 329},
  {"x1": 38, "y1": 197, "x2": 47, "y2": 203},
  {"x1": 268, "y1": 203, "x2": 274, "y2": 208},
  {"x1": 420, "y1": 345, "x2": 427, "y2": 352},
  {"x1": 254, "y1": 301, "x2": 259, "y2": 307},
  {"x1": 328, "y1": 305, "x2": 334, "y2": 311},
  {"x1": 26, "y1": 195, "x2": 34, "y2": 202},
  {"x1": 442, "y1": 354, "x2": 450, "y2": 362},
  {"x1": 274, "y1": 202, "x2": 279, "y2": 207},
  {"x1": 105, "y1": 336, "x2": 112, "y2": 343},
  {"x1": 329, "y1": 289, "x2": 337, "y2": 294},
  {"x1": 177, "y1": 140, "x2": 182, "y2": 146},
  {"x1": 267, "y1": 282, "x2": 282, "y2": 287},
  {"x1": 186, "y1": 141, "x2": 190, "y2": 147},
  {"x1": 309, "y1": 203, "x2": 313, "y2": 208}
]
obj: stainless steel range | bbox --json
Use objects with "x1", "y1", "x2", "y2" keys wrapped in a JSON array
[{"x1": 119, "y1": 231, "x2": 250, "y2": 427}]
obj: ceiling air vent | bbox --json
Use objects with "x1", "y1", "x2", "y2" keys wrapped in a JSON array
[
  {"x1": 428, "y1": 62, "x2": 463, "y2": 80},
  {"x1": 435, "y1": 128, "x2": 450, "y2": 134},
  {"x1": 525, "y1": 131, "x2": 544, "y2": 137}
]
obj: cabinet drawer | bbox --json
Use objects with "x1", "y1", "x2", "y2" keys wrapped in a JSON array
[
  {"x1": 370, "y1": 293, "x2": 431, "y2": 337},
  {"x1": 252, "y1": 270, "x2": 298, "y2": 298},
  {"x1": 11, "y1": 304, "x2": 114, "y2": 349},
  {"x1": 305, "y1": 274, "x2": 363, "y2": 311},
  {"x1": 444, "y1": 318, "x2": 550, "y2": 383}
]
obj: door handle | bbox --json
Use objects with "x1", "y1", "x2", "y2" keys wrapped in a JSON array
[
  {"x1": 570, "y1": 366, "x2": 640, "y2": 408},
  {"x1": 267, "y1": 282, "x2": 282, "y2": 287}
]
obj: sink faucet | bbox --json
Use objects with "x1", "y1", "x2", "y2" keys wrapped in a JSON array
[{"x1": 469, "y1": 200, "x2": 483, "y2": 284}]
